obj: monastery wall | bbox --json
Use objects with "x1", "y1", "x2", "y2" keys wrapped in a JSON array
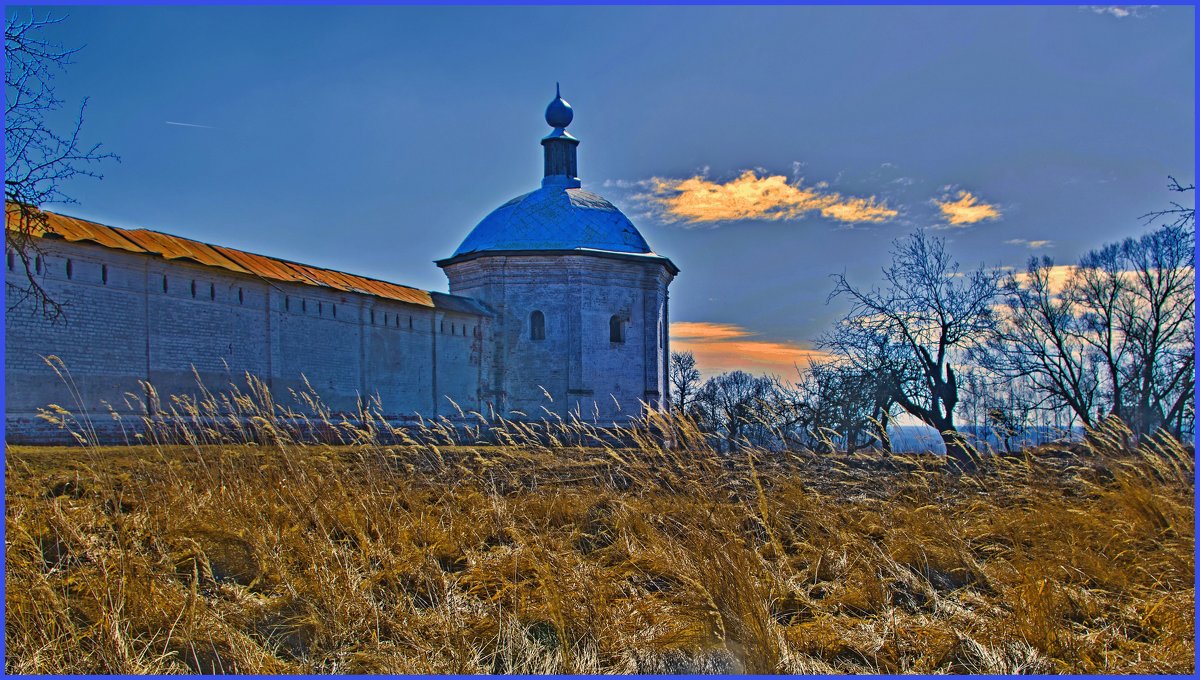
[{"x1": 4, "y1": 238, "x2": 489, "y2": 444}]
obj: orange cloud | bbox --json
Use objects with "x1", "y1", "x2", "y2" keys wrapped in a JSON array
[
  {"x1": 935, "y1": 191, "x2": 1001, "y2": 225},
  {"x1": 1013, "y1": 264, "x2": 1079, "y2": 295},
  {"x1": 671, "y1": 321, "x2": 830, "y2": 378},
  {"x1": 645, "y1": 171, "x2": 898, "y2": 225}
]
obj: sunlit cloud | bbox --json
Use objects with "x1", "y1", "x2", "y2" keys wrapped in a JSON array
[
  {"x1": 1014, "y1": 264, "x2": 1079, "y2": 295},
  {"x1": 1005, "y1": 238, "x2": 1053, "y2": 249},
  {"x1": 671, "y1": 321, "x2": 830, "y2": 378},
  {"x1": 934, "y1": 190, "x2": 1001, "y2": 226},
  {"x1": 642, "y1": 170, "x2": 898, "y2": 226}
]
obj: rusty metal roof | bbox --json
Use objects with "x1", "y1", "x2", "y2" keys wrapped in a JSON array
[{"x1": 6, "y1": 204, "x2": 489, "y2": 314}]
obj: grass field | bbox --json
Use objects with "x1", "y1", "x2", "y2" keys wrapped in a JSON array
[{"x1": 4, "y1": 400, "x2": 1195, "y2": 674}]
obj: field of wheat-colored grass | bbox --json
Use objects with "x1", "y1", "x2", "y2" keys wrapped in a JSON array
[{"x1": 4, "y1": 377, "x2": 1195, "y2": 674}]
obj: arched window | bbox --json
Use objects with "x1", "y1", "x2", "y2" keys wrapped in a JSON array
[
  {"x1": 530, "y1": 310, "x2": 545, "y2": 341},
  {"x1": 609, "y1": 315, "x2": 624, "y2": 343}
]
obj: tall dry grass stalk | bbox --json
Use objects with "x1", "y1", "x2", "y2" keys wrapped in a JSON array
[{"x1": 5, "y1": 369, "x2": 1195, "y2": 673}]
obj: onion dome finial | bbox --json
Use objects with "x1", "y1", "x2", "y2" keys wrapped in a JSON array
[{"x1": 545, "y1": 82, "x2": 573, "y2": 129}]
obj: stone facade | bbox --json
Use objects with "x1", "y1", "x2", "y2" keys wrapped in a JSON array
[{"x1": 441, "y1": 252, "x2": 671, "y2": 420}]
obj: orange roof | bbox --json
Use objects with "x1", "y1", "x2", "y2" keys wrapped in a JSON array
[{"x1": 5, "y1": 204, "x2": 488, "y2": 314}]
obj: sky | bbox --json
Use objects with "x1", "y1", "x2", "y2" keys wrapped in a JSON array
[{"x1": 9, "y1": 4, "x2": 1194, "y2": 379}]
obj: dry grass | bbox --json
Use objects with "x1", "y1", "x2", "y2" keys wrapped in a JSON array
[{"x1": 4, "y1": 377, "x2": 1195, "y2": 673}]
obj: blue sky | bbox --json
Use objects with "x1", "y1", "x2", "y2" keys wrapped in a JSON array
[{"x1": 10, "y1": 4, "x2": 1194, "y2": 377}]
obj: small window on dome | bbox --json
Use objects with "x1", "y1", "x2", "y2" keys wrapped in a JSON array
[
  {"x1": 609, "y1": 315, "x2": 624, "y2": 343},
  {"x1": 530, "y1": 310, "x2": 545, "y2": 341}
]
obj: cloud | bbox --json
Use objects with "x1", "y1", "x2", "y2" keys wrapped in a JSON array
[
  {"x1": 1088, "y1": 6, "x2": 1152, "y2": 19},
  {"x1": 1014, "y1": 264, "x2": 1079, "y2": 295},
  {"x1": 671, "y1": 321, "x2": 829, "y2": 378},
  {"x1": 934, "y1": 191, "x2": 1001, "y2": 226},
  {"x1": 641, "y1": 170, "x2": 898, "y2": 226},
  {"x1": 165, "y1": 121, "x2": 214, "y2": 129},
  {"x1": 1005, "y1": 238, "x2": 1054, "y2": 249}
]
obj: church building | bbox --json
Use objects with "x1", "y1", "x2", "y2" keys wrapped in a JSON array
[{"x1": 4, "y1": 91, "x2": 678, "y2": 443}]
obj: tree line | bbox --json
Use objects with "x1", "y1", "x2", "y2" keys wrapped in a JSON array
[{"x1": 670, "y1": 181, "x2": 1195, "y2": 468}]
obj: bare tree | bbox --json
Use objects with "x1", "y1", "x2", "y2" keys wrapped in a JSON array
[
  {"x1": 982, "y1": 256, "x2": 1100, "y2": 428},
  {"x1": 827, "y1": 230, "x2": 1002, "y2": 469},
  {"x1": 792, "y1": 360, "x2": 895, "y2": 453},
  {"x1": 1075, "y1": 224, "x2": 1194, "y2": 439},
  {"x1": 1140, "y1": 176, "x2": 1194, "y2": 230},
  {"x1": 668, "y1": 350, "x2": 701, "y2": 415},
  {"x1": 692, "y1": 370, "x2": 776, "y2": 452},
  {"x1": 6, "y1": 11, "x2": 116, "y2": 319},
  {"x1": 986, "y1": 220, "x2": 1194, "y2": 441}
]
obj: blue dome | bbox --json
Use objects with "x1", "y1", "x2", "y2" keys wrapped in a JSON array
[{"x1": 452, "y1": 185, "x2": 652, "y2": 256}]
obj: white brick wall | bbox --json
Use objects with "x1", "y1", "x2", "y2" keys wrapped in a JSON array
[
  {"x1": 5, "y1": 239, "x2": 489, "y2": 443},
  {"x1": 5, "y1": 239, "x2": 672, "y2": 443},
  {"x1": 442, "y1": 253, "x2": 674, "y2": 422}
]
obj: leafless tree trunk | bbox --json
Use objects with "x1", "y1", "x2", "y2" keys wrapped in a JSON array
[
  {"x1": 827, "y1": 230, "x2": 1001, "y2": 470},
  {"x1": 669, "y1": 351, "x2": 701, "y2": 415}
]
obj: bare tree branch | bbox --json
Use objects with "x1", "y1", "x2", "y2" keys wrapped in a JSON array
[{"x1": 5, "y1": 10, "x2": 118, "y2": 320}]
